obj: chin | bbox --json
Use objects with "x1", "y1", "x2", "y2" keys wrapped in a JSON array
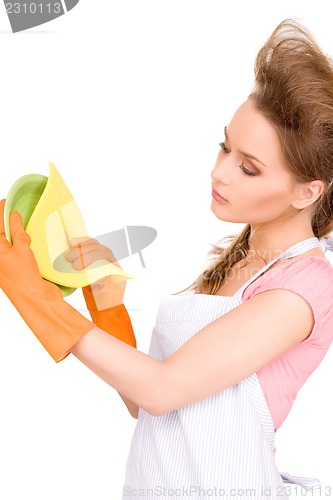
[
  {"x1": 210, "y1": 202, "x2": 238, "y2": 222},
  {"x1": 211, "y1": 209, "x2": 239, "y2": 223}
]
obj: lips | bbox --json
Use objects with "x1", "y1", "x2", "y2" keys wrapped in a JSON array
[{"x1": 212, "y1": 188, "x2": 228, "y2": 202}]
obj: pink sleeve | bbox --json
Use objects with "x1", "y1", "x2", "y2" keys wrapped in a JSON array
[{"x1": 242, "y1": 256, "x2": 333, "y2": 348}]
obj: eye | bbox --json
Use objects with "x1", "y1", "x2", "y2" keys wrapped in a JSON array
[
  {"x1": 219, "y1": 142, "x2": 230, "y2": 154},
  {"x1": 219, "y1": 142, "x2": 257, "y2": 177},
  {"x1": 239, "y1": 162, "x2": 257, "y2": 177}
]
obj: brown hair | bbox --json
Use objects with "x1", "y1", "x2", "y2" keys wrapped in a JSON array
[{"x1": 174, "y1": 18, "x2": 333, "y2": 296}]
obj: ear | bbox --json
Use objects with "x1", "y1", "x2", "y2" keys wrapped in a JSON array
[{"x1": 291, "y1": 180, "x2": 325, "y2": 210}]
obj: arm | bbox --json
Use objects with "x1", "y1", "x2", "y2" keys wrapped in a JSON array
[
  {"x1": 83, "y1": 284, "x2": 139, "y2": 418},
  {"x1": 0, "y1": 202, "x2": 315, "y2": 416},
  {"x1": 71, "y1": 288, "x2": 314, "y2": 416},
  {"x1": 66, "y1": 238, "x2": 139, "y2": 418},
  {"x1": 0, "y1": 204, "x2": 140, "y2": 416}
]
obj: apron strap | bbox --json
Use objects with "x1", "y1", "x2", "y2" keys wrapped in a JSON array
[
  {"x1": 280, "y1": 472, "x2": 321, "y2": 490},
  {"x1": 235, "y1": 236, "x2": 327, "y2": 300},
  {"x1": 319, "y1": 236, "x2": 333, "y2": 253}
]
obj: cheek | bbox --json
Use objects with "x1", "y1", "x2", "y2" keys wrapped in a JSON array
[
  {"x1": 242, "y1": 184, "x2": 293, "y2": 217},
  {"x1": 250, "y1": 188, "x2": 284, "y2": 205},
  {"x1": 236, "y1": 175, "x2": 291, "y2": 203}
]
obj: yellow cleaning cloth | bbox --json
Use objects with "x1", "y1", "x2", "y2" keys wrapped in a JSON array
[{"x1": 25, "y1": 162, "x2": 135, "y2": 288}]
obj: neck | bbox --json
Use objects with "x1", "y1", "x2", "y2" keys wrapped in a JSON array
[{"x1": 247, "y1": 210, "x2": 317, "y2": 262}]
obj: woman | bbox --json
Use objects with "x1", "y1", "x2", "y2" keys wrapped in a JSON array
[{"x1": 1, "y1": 18, "x2": 333, "y2": 500}]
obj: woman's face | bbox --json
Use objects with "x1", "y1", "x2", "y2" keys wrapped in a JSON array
[{"x1": 211, "y1": 98, "x2": 301, "y2": 225}]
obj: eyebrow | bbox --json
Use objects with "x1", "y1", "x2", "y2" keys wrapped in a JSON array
[{"x1": 224, "y1": 126, "x2": 267, "y2": 167}]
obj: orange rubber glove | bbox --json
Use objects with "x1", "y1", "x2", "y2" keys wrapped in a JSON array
[
  {"x1": 0, "y1": 199, "x2": 95, "y2": 362},
  {"x1": 65, "y1": 237, "x2": 136, "y2": 348}
]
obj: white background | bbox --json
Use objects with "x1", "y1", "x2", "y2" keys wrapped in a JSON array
[{"x1": 0, "y1": 1, "x2": 332, "y2": 499}]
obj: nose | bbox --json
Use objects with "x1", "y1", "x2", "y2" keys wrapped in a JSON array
[{"x1": 211, "y1": 150, "x2": 233, "y2": 185}]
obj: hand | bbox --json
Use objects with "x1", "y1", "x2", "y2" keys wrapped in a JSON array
[
  {"x1": 65, "y1": 236, "x2": 122, "y2": 271},
  {"x1": 0, "y1": 199, "x2": 94, "y2": 361},
  {"x1": 65, "y1": 236, "x2": 136, "y2": 348},
  {"x1": 0, "y1": 199, "x2": 62, "y2": 301},
  {"x1": 65, "y1": 237, "x2": 126, "y2": 310}
]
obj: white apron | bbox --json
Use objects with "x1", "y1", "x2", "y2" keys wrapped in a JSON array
[{"x1": 123, "y1": 237, "x2": 331, "y2": 500}]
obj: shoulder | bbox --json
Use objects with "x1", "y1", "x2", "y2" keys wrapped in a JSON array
[
  {"x1": 243, "y1": 256, "x2": 333, "y2": 346},
  {"x1": 243, "y1": 256, "x2": 333, "y2": 298}
]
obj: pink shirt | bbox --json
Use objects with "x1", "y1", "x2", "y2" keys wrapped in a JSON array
[{"x1": 241, "y1": 256, "x2": 333, "y2": 431}]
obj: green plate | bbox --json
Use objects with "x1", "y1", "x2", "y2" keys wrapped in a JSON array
[{"x1": 4, "y1": 173, "x2": 76, "y2": 298}]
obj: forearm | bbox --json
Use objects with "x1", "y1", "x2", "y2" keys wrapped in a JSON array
[
  {"x1": 82, "y1": 290, "x2": 139, "y2": 416},
  {"x1": 71, "y1": 326, "x2": 164, "y2": 416}
]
